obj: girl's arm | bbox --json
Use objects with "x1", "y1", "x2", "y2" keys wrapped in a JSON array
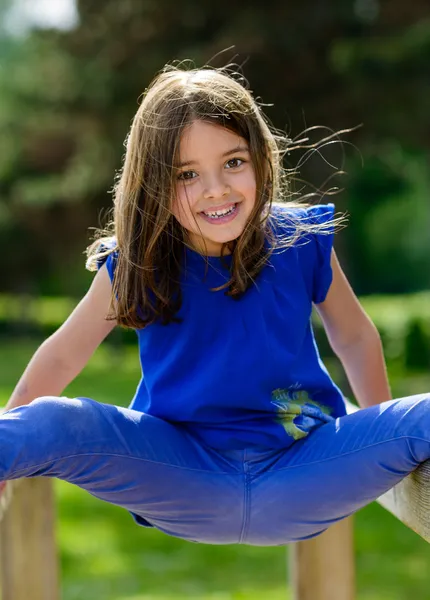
[
  {"x1": 315, "y1": 250, "x2": 391, "y2": 408},
  {"x1": 4, "y1": 265, "x2": 116, "y2": 411}
]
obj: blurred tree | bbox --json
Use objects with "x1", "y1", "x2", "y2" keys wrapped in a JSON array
[
  {"x1": 347, "y1": 150, "x2": 430, "y2": 294},
  {"x1": 0, "y1": 0, "x2": 429, "y2": 295},
  {"x1": 404, "y1": 318, "x2": 430, "y2": 370}
]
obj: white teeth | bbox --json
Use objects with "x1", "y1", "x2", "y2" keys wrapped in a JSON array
[{"x1": 203, "y1": 204, "x2": 236, "y2": 218}]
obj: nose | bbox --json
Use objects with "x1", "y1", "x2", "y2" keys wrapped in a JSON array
[{"x1": 202, "y1": 174, "x2": 231, "y2": 200}]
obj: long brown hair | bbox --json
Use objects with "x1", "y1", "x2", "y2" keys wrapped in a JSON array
[{"x1": 86, "y1": 64, "x2": 343, "y2": 328}]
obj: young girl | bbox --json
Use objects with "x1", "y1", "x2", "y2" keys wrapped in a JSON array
[{"x1": 1, "y1": 65, "x2": 429, "y2": 546}]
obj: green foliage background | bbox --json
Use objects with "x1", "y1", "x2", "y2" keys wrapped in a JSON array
[{"x1": 0, "y1": 0, "x2": 429, "y2": 296}]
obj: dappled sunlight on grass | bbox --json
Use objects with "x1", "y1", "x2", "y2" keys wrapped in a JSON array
[
  {"x1": 55, "y1": 480, "x2": 288, "y2": 599},
  {"x1": 355, "y1": 503, "x2": 430, "y2": 598}
]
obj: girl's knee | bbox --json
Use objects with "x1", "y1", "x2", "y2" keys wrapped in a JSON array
[
  {"x1": 392, "y1": 393, "x2": 430, "y2": 414},
  {"x1": 31, "y1": 395, "x2": 87, "y2": 418},
  {"x1": 390, "y1": 393, "x2": 430, "y2": 439},
  {"x1": 28, "y1": 396, "x2": 102, "y2": 439}
]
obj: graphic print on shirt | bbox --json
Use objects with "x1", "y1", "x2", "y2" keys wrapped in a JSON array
[{"x1": 271, "y1": 386, "x2": 333, "y2": 440}]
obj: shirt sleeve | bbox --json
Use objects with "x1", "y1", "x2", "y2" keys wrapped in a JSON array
[
  {"x1": 301, "y1": 203, "x2": 335, "y2": 304},
  {"x1": 90, "y1": 238, "x2": 118, "y2": 283}
]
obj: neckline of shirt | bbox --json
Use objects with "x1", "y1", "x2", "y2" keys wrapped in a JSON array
[{"x1": 184, "y1": 246, "x2": 233, "y2": 269}]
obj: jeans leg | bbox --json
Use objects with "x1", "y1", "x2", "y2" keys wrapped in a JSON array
[
  {"x1": 0, "y1": 396, "x2": 244, "y2": 544},
  {"x1": 247, "y1": 394, "x2": 430, "y2": 545}
]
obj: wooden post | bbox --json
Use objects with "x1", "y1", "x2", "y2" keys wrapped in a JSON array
[
  {"x1": 0, "y1": 478, "x2": 59, "y2": 600},
  {"x1": 289, "y1": 517, "x2": 355, "y2": 600}
]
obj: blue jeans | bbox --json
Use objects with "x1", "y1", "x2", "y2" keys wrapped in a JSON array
[{"x1": 0, "y1": 394, "x2": 429, "y2": 545}]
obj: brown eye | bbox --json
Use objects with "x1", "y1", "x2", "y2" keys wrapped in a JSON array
[
  {"x1": 177, "y1": 170, "x2": 197, "y2": 181},
  {"x1": 226, "y1": 158, "x2": 244, "y2": 169}
]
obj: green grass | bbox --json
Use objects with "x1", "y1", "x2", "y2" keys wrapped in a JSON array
[{"x1": 0, "y1": 340, "x2": 429, "y2": 599}]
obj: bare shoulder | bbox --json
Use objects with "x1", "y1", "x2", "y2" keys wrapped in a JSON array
[
  {"x1": 49, "y1": 264, "x2": 117, "y2": 354},
  {"x1": 315, "y1": 250, "x2": 376, "y2": 349}
]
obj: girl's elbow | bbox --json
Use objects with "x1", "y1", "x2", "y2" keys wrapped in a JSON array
[{"x1": 331, "y1": 319, "x2": 382, "y2": 357}]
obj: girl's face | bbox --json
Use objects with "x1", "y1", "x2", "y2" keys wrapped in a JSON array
[{"x1": 172, "y1": 120, "x2": 257, "y2": 256}]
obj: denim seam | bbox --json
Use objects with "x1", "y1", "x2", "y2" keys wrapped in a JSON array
[
  {"x1": 9, "y1": 435, "x2": 429, "y2": 478},
  {"x1": 273, "y1": 435, "x2": 430, "y2": 472},
  {"x1": 238, "y1": 469, "x2": 250, "y2": 543},
  {"x1": 405, "y1": 436, "x2": 428, "y2": 463},
  {"x1": 8, "y1": 452, "x2": 240, "y2": 477}
]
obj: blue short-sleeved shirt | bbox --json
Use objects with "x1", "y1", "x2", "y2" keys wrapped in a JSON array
[{"x1": 98, "y1": 203, "x2": 346, "y2": 450}]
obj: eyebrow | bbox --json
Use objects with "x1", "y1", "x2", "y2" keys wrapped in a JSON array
[{"x1": 176, "y1": 145, "x2": 250, "y2": 168}]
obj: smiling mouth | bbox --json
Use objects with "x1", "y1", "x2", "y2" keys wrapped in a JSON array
[{"x1": 200, "y1": 203, "x2": 238, "y2": 219}]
